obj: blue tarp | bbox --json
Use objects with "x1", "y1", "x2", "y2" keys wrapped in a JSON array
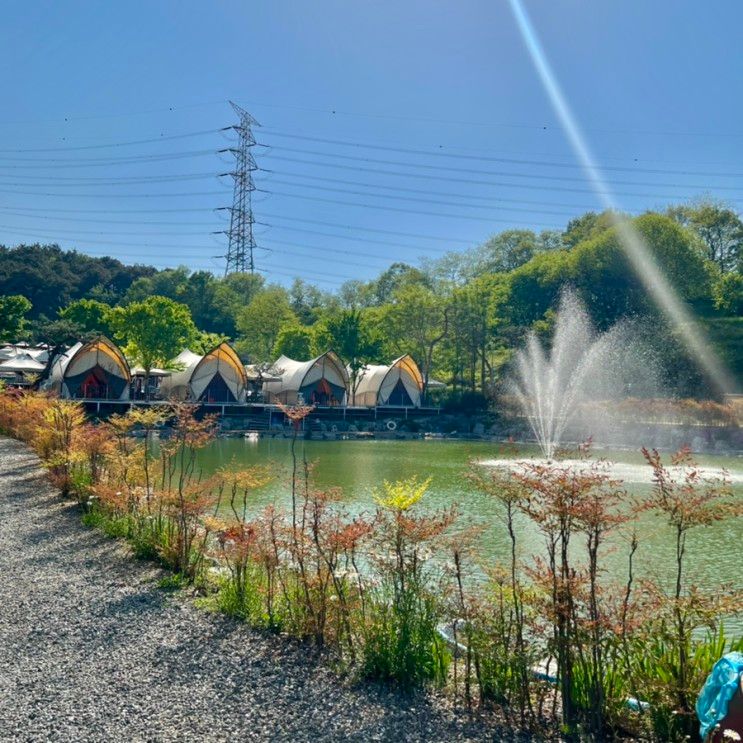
[{"x1": 697, "y1": 652, "x2": 743, "y2": 741}]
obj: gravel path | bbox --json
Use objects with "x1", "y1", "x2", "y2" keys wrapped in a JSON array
[{"x1": 0, "y1": 437, "x2": 521, "y2": 743}]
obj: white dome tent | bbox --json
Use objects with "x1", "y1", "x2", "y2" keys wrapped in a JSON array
[
  {"x1": 263, "y1": 351, "x2": 349, "y2": 406},
  {"x1": 44, "y1": 337, "x2": 131, "y2": 400},
  {"x1": 159, "y1": 343, "x2": 247, "y2": 403},
  {"x1": 352, "y1": 354, "x2": 424, "y2": 408}
]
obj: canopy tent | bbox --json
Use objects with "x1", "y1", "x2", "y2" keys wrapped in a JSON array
[
  {"x1": 352, "y1": 354, "x2": 424, "y2": 408},
  {"x1": 159, "y1": 343, "x2": 247, "y2": 403},
  {"x1": 245, "y1": 364, "x2": 282, "y2": 382},
  {"x1": 0, "y1": 345, "x2": 49, "y2": 363},
  {"x1": 43, "y1": 337, "x2": 131, "y2": 400},
  {"x1": 263, "y1": 351, "x2": 349, "y2": 406},
  {"x1": 130, "y1": 366, "x2": 170, "y2": 377},
  {"x1": 0, "y1": 353, "x2": 46, "y2": 374},
  {"x1": 0, "y1": 353, "x2": 46, "y2": 386}
]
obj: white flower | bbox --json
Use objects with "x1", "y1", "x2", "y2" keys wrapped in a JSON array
[{"x1": 723, "y1": 730, "x2": 742, "y2": 742}]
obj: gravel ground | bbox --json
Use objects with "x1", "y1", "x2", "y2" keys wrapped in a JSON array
[{"x1": 0, "y1": 437, "x2": 527, "y2": 743}]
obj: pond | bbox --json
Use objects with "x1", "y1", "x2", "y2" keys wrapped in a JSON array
[{"x1": 193, "y1": 436, "x2": 743, "y2": 622}]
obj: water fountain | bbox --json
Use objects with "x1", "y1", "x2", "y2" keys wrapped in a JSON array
[
  {"x1": 483, "y1": 289, "x2": 743, "y2": 484},
  {"x1": 510, "y1": 289, "x2": 624, "y2": 459}
]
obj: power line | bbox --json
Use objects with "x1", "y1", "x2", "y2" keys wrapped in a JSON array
[
  {"x1": 0, "y1": 211, "x2": 219, "y2": 227},
  {"x1": 0, "y1": 172, "x2": 219, "y2": 184},
  {"x1": 266, "y1": 169, "x2": 605, "y2": 212},
  {"x1": 0, "y1": 205, "x2": 219, "y2": 214},
  {"x1": 5, "y1": 96, "x2": 743, "y2": 140},
  {"x1": 262, "y1": 145, "x2": 743, "y2": 193},
  {"x1": 259, "y1": 128, "x2": 743, "y2": 178},
  {"x1": 262, "y1": 236, "x2": 452, "y2": 260},
  {"x1": 261, "y1": 222, "x2": 471, "y2": 250},
  {"x1": 0, "y1": 128, "x2": 223, "y2": 153},
  {"x1": 260, "y1": 180, "x2": 589, "y2": 218},
  {"x1": 0, "y1": 149, "x2": 217, "y2": 168},
  {"x1": 0, "y1": 223, "x2": 216, "y2": 237},
  {"x1": 0, "y1": 100, "x2": 226, "y2": 126},
  {"x1": 234, "y1": 98, "x2": 743, "y2": 140},
  {"x1": 0, "y1": 188, "x2": 229, "y2": 199},
  {"x1": 264, "y1": 153, "x2": 739, "y2": 202},
  {"x1": 265, "y1": 191, "x2": 565, "y2": 228},
  {"x1": 261, "y1": 212, "x2": 516, "y2": 243},
  {"x1": 0, "y1": 205, "x2": 483, "y2": 244}
]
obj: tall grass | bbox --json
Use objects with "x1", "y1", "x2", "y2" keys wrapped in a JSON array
[{"x1": 1, "y1": 387, "x2": 741, "y2": 740}]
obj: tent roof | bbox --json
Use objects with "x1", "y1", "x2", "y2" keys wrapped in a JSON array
[
  {"x1": 0, "y1": 345, "x2": 47, "y2": 361},
  {"x1": 197, "y1": 342, "x2": 247, "y2": 387},
  {"x1": 266, "y1": 351, "x2": 349, "y2": 393},
  {"x1": 160, "y1": 343, "x2": 246, "y2": 400},
  {"x1": 173, "y1": 349, "x2": 203, "y2": 368},
  {"x1": 427, "y1": 378, "x2": 447, "y2": 389},
  {"x1": 245, "y1": 364, "x2": 281, "y2": 381},
  {"x1": 130, "y1": 366, "x2": 171, "y2": 377},
  {"x1": 0, "y1": 353, "x2": 46, "y2": 373},
  {"x1": 354, "y1": 354, "x2": 424, "y2": 397},
  {"x1": 54, "y1": 337, "x2": 131, "y2": 382}
]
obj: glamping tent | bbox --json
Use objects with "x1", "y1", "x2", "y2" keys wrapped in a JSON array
[
  {"x1": 129, "y1": 366, "x2": 171, "y2": 400},
  {"x1": 0, "y1": 344, "x2": 49, "y2": 363},
  {"x1": 44, "y1": 337, "x2": 131, "y2": 400},
  {"x1": 352, "y1": 354, "x2": 424, "y2": 408},
  {"x1": 159, "y1": 343, "x2": 247, "y2": 403},
  {"x1": 0, "y1": 353, "x2": 46, "y2": 387},
  {"x1": 263, "y1": 351, "x2": 349, "y2": 406}
]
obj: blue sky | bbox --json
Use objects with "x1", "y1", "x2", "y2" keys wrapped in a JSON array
[{"x1": 1, "y1": 1, "x2": 742, "y2": 289}]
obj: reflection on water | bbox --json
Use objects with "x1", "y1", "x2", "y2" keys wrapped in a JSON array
[{"x1": 195, "y1": 438, "x2": 743, "y2": 623}]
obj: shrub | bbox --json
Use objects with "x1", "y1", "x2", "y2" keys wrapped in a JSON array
[{"x1": 360, "y1": 477, "x2": 453, "y2": 688}]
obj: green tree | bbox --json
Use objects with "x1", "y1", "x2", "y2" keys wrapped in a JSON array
[
  {"x1": 569, "y1": 213, "x2": 711, "y2": 329},
  {"x1": 444, "y1": 276, "x2": 508, "y2": 394},
  {"x1": 110, "y1": 296, "x2": 198, "y2": 396},
  {"x1": 373, "y1": 263, "x2": 430, "y2": 304},
  {"x1": 58, "y1": 298, "x2": 114, "y2": 337},
  {"x1": 213, "y1": 272, "x2": 265, "y2": 337},
  {"x1": 273, "y1": 322, "x2": 315, "y2": 359},
  {"x1": 668, "y1": 200, "x2": 743, "y2": 272},
  {"x1": 338, "y1": 279, "x2": 376, "y2": 308},
  {"x1": 124, "y1": 266, "x2": 190, "y2": 304},
  {"x1": 289, "y1": 278, "x2": 328, "y2": 324},
  {"x1": 477, "y1": 229, "x2": 540, "y2": 273},
  {"x1": 379, "y1": 284, "x2": 449, "y2": 395},
  {"x1": 235, "y1": 286, "x2": 296, "y2": 362},
  {"x1": 0, "y1": 294, "x2": 32, "y2": 343},
  {"x1": 713, "y1": 271, "x2": 743, "y2": 315},
  {"x1": 192, "y1": 331, "x2": 229, "y2": 354},
  {"x1": 0, "y1": 244, "x2": 153, "y2": 320},
  {"x1": 33, "y1": 318, "x2": 88, "y2": 350},
  {"x1": 562, "y1": 210, "x2": 617, "y2": 249},
  {"x1": 504, "y1": 249, "x2": 571, "y2": 329},
  {"x1": 315, "y1": 309, "x2": 381, "y2": 402}
]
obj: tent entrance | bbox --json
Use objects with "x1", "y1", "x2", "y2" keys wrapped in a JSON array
[
  {"x1": 303, "y1": 377, "x2": 343, "y2": 406},
  {"x1": 198, "y1": 371, "x2": 236, "y2": 403},
  {"x1": 65, "y1": 363, "x2": 128, "y2": 399},
  {"x1": 79, "y1": 366, "x2": 109, "y2": 399},
  {"x1": 386, "y1": 379, "x2": 414, "y2": 407}
]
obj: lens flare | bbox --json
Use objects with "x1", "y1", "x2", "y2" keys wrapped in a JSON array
[{"x1": 507, "y1": 0, "x2": 736, "y2": 394}]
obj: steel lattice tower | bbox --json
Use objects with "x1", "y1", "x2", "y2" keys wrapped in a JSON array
[{"x1": 221, "y1": 102, "x2": 260, "y2": 274}]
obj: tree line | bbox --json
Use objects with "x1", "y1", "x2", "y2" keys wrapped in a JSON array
[{"x1": 1, "y1": 199, "x2": 741, "y2": 399}]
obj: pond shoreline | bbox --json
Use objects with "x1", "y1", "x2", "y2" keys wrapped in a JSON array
[{"x1": 0, "y1": 437, "x2": 520, "y2": 742}]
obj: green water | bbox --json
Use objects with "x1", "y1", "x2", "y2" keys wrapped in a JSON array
[{"x1": 194, "y1": 437, "x2": 743, "y2": 613}]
